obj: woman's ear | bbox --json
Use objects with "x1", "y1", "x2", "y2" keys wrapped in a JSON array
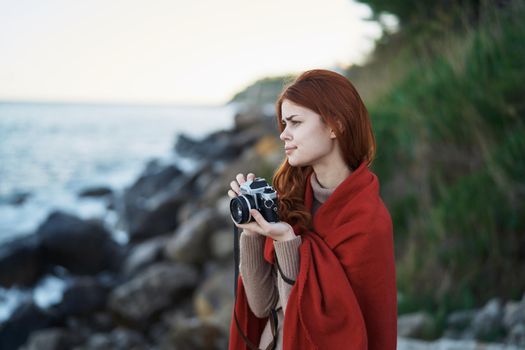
[{"x1": 330, "y1": 120, "x2": 344, "y2": 139}]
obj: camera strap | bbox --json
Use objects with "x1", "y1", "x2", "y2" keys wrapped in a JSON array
[{"x1": 233, "y1": 225, "x2": 279, "y2": 350}]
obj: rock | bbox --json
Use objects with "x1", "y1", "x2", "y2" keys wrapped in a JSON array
[
  {"x1": 447, "y1": 309, "x2": 477, "y2": 330},
  {"x1": 0, "y1": 300, "x2": 60, "y2": 350},
  {"x1": 120, "y1": 162, "x2": 190, "y2": 241},
  {"x1": 174, "y1": 122, "x2": 269, "y2": 163},
  {"x1": 209, "y1": 229, "x2": 234, "y2": 261},
  {"x1": 444, "y1": 309, "x2": 477, "y2": 339},
  {"x1": 175, "y1": 130, "x2": 239, "y2": 162},
  {"x1": 108, "y1": 262, "x2": 199, "y2": 327},
  {"x1": 193, "y1": 263, "x2": 234, "y2": 335},
  {"x1": 65, "y1": 312, "x2": 115, "y2": 336},
  {"x1": 53, "y1": 277, "x2": 110, "y2": 318},
  {"x1": 190, "y1": 163, "x2": 218, "y2": 199},
  {"x1": 507, "y1": 322, "x2": 525, "y2": 348},
  {"x1": 470, "y1": 298, "x2": 504, "y2": 340},
  {"x1": 397, "y1": 336, "x2": 523, "y2": 349},
  {"x1": 21, "y1": 328, "x2": 84, "y2": 350},
  {"x1": 1, "y1": 190, "x2": 32, "y2": 205},
  {"x1": 158, "y1": 312, "x2": 227, "y2": 350},
  {"x1": 0, "y1": 234, "x2": 44, "y2": 288},
  {"x1": 147, "y1": 297, "x2": 195, "y2": 347},
  {"x1": 234, "y1": 111, "x2": 267, "y2": 131},
  {"x1": 74, "y1": 328, "x2": 149, "y2": 350},
  {"x1": 36, "y1": 211, "x2": 122, "y2": 275},
  {"x1": 397, "y1": 312, "x2": 435, "y2": 338},
  {"x1": 164, "y1": 209, "x2": 223, "y2": 264},
  {"x1": 122, "y1": 235, "x2": 171, "y2": 277},
  {"x1": 503, "y1": 296, "x2": 525, "y2": 331},
  {"x1": 253, "y1": 135, "x2": 282, "y2": 167},
  {"x1": 202, "y1": 146, "x2": 273, "y2": 205},
  {"x1": 78, "y1": 186, "x2": 113, "y2": 198}
]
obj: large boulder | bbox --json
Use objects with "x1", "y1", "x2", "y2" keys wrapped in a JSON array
[
  {"x1": 0, "y1": 300, "x2": 60, "y2": 350},
  {"x1": 209, "y1": 228, "x2": 234, "y2": 262},
  {"x1": 444, "y1": 309, "x2": 477, "y2": 339},
  {"x1": 233, "y1": 110, "x2": 274, "y2": 132},
  {"x1": 121, "y1": 234, "x2": 171, "y2": 277},
  {"x1": 503, "y1": 294, "x2": 525, "y2": 332},
  {"x1": 120, "y1": 160, "x2": 197, "y2": 241},
  {"x1": 164, "y1": 209, "x2": 224, "y2": 264},
  {"x1": 507, "y1": 322, "x2": 525, "y2": 348},
  {"x1": 201, "y1": 136, "x2": 282, "y2": 206},
  {"x1": 74, "y1": 328, "x2": 148, "y2": 350},
  {"x1": 21, "y1": 328, "x2": 84, "y2": 350},
  {"x1": 53, "y1": 276, "x2": 110, "y2": 319},
  {"x1": 194, "y1": 263, "x2": 234, "y2": 335},
  {"x1": 397, "y1": 312, "x2": 435, "y2": 339},
  {"x1": 108, "y1": 262, "x2": 199, "y2": 328},
  {"x1": 35, "y1": 211, "x2": 122, "y2": 275},
  {"x1": 159, "y1": 314, "x2": 227, "y2": 350},
  {"x1": 174, "y1": 127, "x2": 265, "y2": 163},
  {"x1": 470, "y1": 298, "x2": 504, "y2": 340},
  {"x1": 0, "y1": 234, "x2": 44, "y2": 288}
]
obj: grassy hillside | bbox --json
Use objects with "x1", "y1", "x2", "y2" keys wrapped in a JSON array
[{"x1": 356, "y1": 0, "x2": 525, "y2": 332}]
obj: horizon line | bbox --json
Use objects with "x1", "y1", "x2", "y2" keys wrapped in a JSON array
[{"x1": 0, "y1": 98, "x2": 235, "y2": 109}]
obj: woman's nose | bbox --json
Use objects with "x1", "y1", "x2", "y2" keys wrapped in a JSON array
[{"x1": 280, "y1": 128, "x2": 290, "y2": 141}]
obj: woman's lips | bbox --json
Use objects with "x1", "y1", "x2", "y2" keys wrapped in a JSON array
[{"x1": 285, "y1": 147, "x2": 297, "y2": 154}]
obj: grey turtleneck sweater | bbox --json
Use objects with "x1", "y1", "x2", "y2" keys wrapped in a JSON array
[{"x1": 239, "y1": 173, "x2": 336, "y2": 349}]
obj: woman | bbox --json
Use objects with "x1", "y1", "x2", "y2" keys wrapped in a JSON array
[{"x1": 228, "y1": 69, "x2": 397, "y2": 350}]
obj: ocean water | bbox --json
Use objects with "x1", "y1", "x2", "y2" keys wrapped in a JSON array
[{"x1": 0, "y1": 102, "x2": 236, "y2": 245}]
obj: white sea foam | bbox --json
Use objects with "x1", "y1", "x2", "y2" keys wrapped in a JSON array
[
  {"x1": 0, "y1": 287, "x2": 31, "y2": 323},
  {"x1": 32, "y1": 275, "x2": 68, "y2": 309}
]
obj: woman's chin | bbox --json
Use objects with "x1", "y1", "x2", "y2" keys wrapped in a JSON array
[{"x1": 287, "y1": 157, "x2": 302, "y2": 167}]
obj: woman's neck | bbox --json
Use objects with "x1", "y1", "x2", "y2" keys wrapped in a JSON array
[{"x1": 312, "y1": 159, "x2": 352, "y2": 189}]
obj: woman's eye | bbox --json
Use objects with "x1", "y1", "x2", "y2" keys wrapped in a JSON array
[{"x1": 281, "y1": 120, "x2": 300, "y2": 126}]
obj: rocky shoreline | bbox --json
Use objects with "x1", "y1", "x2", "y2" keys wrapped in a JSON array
[{"x1": 0, "y1": 109, "x2": 523, "y2": 349}]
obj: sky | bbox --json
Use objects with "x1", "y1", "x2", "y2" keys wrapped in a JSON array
[{"x1": 0, "y1": 0, "x2": 388, "y2": 105}]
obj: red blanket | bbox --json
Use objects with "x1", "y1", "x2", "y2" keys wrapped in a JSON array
[{"x1": 229, "y1": 162, "x2": 397, "y2": 349}]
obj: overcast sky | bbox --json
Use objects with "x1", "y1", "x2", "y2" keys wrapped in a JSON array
[{"x1": 0, "y1": 0, "x2": 387, "y2": 105}]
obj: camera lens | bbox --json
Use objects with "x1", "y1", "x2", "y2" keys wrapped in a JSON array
[{"x1": 230, "y1": 195, "x2": 253, "y2": 224}]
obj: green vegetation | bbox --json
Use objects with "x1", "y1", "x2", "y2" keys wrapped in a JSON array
[{"x1": 356, "y1": 0, "x2": 525, "y2": 336}]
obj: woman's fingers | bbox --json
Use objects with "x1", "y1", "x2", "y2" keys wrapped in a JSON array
[
  {"x1": 235, "y1": 221, "x2": 263, "y2": 235},
  {"x1": 249, "y1": 209, "x2": 270, "y2": 231},
  {"x1": 230, "y1": 180, "x2": 240, "y2": 195},
  {"x1": 228, "y1": 172, "x2": 255, "y2": 198},
  {"x1": 236, "y1": 173, "x2": 246, "y2": 184}
]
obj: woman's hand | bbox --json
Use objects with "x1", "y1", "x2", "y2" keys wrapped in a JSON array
[
  {"x1": 227, "y1": 172, "x2": 296, "y2": 241},
  {"x1": 236, "y1": 209, "x2": 296, "y2": 242},
  {"x1": 228, "y1": 173, "x2": 258, "y2": 236}
]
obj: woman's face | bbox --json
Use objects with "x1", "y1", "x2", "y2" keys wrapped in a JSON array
[{"x1": 279, "y1": 99, "x2": 336, "y2": 167}]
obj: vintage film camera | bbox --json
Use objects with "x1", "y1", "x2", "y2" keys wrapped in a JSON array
[{"x1": 229, "y1": 177, "x2": 279, "y2": 224}]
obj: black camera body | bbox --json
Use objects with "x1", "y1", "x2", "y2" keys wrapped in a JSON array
[{"x1": 229, "y1": 177, "x2": 279, "y2": 224}]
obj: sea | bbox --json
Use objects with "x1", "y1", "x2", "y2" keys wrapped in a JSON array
[
  {"x1": 0, "y1": 101, "x2": 236, "y2": 322},
  {"x1": 0, "y1": 101, "x2": 236, "y2": 244}
]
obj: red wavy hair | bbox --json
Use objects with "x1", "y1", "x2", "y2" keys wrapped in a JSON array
[{"x1": 272, "y1": 69, "x2": 376, "y2": 231}]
